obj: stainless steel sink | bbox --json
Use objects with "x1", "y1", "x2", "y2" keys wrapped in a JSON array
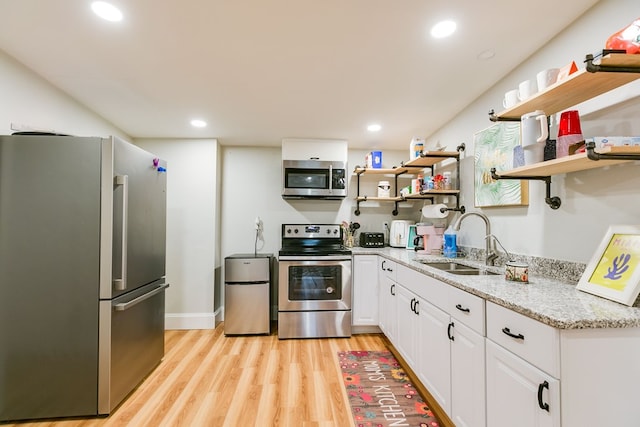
[{"x1": 419, "y1": 261, "x2": 500, "y2": 276}]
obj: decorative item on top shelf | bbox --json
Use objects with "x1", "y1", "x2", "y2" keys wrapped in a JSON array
[
  {"x1": 577, "y1": 225, "x2": 640, "y2": 306},
  {"x1": 473, "y1": 122, "x2": 528, "y2": 208},
  {"x1": 605, "y1": 18, "x2": 640, "y2": 55}
]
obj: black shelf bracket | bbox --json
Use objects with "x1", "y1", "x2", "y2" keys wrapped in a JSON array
[
  {"x1": 585, "y1": 52, "x2": 640, "y2": 74},
  {"x1": 490, "y1": 167, "x2": 561, "y2": 210},
  {"x1": 586, "y1": 141, "x2": 640, "y2": 161},
  {"x1": 488, "y1": 109, "x2": 521, "y2": 122}
]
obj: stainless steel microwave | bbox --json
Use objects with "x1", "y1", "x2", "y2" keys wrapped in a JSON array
[{"x1": 282, "y1": 159, "x2": 347, "y2": 199}]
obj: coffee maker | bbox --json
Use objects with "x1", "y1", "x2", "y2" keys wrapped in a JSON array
[{"x1": 414, "y1": 223, "x2": 445, "y2": 254}]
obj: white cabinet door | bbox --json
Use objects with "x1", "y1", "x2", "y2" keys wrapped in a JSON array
[
  {"x1": 486, "y1": 340, "x2": 560, "y2": 427},
  {"x1": 450, "y1": 321, "x2": 486, "y2": 427},
  {"x1": 378, "y1": 272, "x2": 397, "y2": 342},
  {"x1": 395, "y1": 284, "x2": 419, "y2": 368},
  {"x1": 416, "y1": 298, "x2": 452, "y2": 414},
  {"x1": 352, "y1": 255, "x2": 379, "y2": 326}
]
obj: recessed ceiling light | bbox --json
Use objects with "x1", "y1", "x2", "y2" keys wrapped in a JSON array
[
  {"x1": 367, "y1": 124, "x2": 382, "y2": 132},
  {"x1": 190, "y1": 119, "x2": 207, "y2": 128},
  {"x1": 430, "y1": 20, "x2": 456, "y2": 39},
  {"x1": 91, "y1": 1, "x2": 123, "y2": 22}
]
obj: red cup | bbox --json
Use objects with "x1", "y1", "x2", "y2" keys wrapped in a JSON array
[{"x1": 558, "y1": 110, "x2": 582, "y2": 136}]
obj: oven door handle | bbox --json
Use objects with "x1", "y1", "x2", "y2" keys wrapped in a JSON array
[{"x1": 278, "y1": 255, "x2": 352, "y2": 261}]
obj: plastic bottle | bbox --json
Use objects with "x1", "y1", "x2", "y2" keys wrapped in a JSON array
[{"x1": 443, "y1": 225, "x2": 457, "y2": 258}]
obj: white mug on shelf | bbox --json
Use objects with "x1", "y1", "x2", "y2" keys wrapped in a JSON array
[
  {"x1": 503, "y1": 89, "x2": 519, "y2": 109},
  {"x1": 536, "y1": 68, "x2": 560, "y2": 91},
  {"x1": 517, "y1": 79, "x2": 536, "y2": 101}
]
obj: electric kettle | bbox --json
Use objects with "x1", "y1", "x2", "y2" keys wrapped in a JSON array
[{"x1": 521, "y1": 110, "x2": 548, "y2": 146}]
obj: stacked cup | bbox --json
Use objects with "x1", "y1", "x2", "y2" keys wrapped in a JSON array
[{"x1": 556, "y1": 110, "x2": 583, "y2": 158}]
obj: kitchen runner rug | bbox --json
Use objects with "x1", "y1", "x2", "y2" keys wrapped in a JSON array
[{"x1": 338, "y1": 351, "x2": 440, "y2": 427}]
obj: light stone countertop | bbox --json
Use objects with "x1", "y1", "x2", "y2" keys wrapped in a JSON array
[{"x1": 351, "y1": 247, "x2": 640, "y2": 329}]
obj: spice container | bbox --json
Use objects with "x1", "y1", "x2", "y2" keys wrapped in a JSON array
[{"x1": 377, "y1": 180, "x2": 391, "y2": 198}]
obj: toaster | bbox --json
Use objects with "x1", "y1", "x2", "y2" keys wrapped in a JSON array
[{"x1": 359, "y1": 232, "x2": 385, "y2": 248}]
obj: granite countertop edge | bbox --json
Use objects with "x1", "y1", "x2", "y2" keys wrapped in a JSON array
[{"x1": 351, "y1": 247, "x2": 640, "y2": 330}]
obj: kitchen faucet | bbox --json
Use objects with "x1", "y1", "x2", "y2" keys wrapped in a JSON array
[{"x1": 452, "y1": 212, "x2": 499, "y2": 266}]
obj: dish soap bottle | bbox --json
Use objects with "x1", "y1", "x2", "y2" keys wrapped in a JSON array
[{"x1": 443, "y1": 225, "x2": 457, "y2": 258}]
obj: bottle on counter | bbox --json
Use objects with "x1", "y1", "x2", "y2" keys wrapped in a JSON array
[{"x1": 443, "y1": 225, "x2": 457, "y2": 258}]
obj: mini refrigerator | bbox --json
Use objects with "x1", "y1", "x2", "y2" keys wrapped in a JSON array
[{"x1": 224, "y1": 254, "x2": 272, "y2": 335}]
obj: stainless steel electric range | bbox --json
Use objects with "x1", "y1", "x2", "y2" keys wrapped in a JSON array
[{"x1": 277, "y1": 224, "x2": 352, "y2": 339}]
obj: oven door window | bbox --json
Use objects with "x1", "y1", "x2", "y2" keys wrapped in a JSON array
[
  {"x1": 285, "y1": 168, "x2": 329, "y2": 190},
  {"x1": 288, "y1": 265, "x2": 342, "y2": 301}
]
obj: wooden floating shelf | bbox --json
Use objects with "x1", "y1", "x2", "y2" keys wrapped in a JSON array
[
  {"x1": 353, "y1": 167, "x2": 411, "y2": 175},
  {"x1": 494, "y1": 54, "x2": 640, "y2": 120},
  {"x1": 494, "y1": 146, "x2": 640, "y2": 178},
  {"x1": 403, "y1": 151, "x2": 460, "y2": 168}
]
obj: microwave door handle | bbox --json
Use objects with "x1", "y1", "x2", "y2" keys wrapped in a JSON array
[
  {"x1": 329, "y1": 164, "x2": 333, "y2": 192},
  {"x1": 113, "y1": 174, "x2": 128, "y2": 291}
]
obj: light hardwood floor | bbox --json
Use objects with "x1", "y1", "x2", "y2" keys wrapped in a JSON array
[{"x1": 5, "y1": 326, "x2": 390, "y2": 427}]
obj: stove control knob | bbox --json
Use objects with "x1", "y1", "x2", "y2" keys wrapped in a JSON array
[
  {"x1": 333, "y1": 229, "x2": 338, "y2": 234},
  {"x1": 286, "y1": 228, "x2": 291, "y2": 234},
  {"x1": 294, "y1": 228, "x2": 299, "y2": 234},
  {"x1": 326, "y1": 229, "x2": 331, "y2": 234}
]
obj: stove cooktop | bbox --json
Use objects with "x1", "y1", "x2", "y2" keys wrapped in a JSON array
[{"x1": 279, "y1": 223, "x2": 351, "y2": 256}]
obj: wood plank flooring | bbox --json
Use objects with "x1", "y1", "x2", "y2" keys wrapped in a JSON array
[{"x1": 4, "y1": 326, "x2": 389, "y2": 427}]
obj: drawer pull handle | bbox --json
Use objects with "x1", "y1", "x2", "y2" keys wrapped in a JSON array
[
  {"x1": 455, "y1": 304, "x2": 470, "y2": 313},
  {"x1": 502, "y1": 327, "x2": 525, "y2": 340},
  {"x1": 537, "y1": 381, "x2": 550, "y2": 412},
  {"x1": 390, "y1": 283, "x2": 395, "y2": 296},
  {"x1": 447, "y1": 322, "x2": 455, "y2": 341}
]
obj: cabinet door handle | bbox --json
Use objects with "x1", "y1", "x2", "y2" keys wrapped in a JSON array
[
  {"x1": 410, "y1": 298, "x2": 415, "y2": 312},
  {"x1": 455, "y1": 304, "x2": 470, "y2": 313},
  {"x1": 502, "y1": 327, "x2": 525, "y2": 340},
  {"x1": 381, "y1": 260, "x2": 386, "y2": 271},
  {"x1": 414, "y1": 300, "x2": 419, "y2": 315},
  {"x1": 537, "y1": 381, "x2": 550, "y2": 412},
  {"x1": 390, "y1": 283, "x2": 395, "y2": 296},
  {"x1": 447, "y1": 322, "x2": 455, "y2": 341}
]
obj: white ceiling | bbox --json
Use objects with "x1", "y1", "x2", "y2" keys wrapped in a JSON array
[{"x1": 0, "y1": 0, "x2": 600, "y2": 149}]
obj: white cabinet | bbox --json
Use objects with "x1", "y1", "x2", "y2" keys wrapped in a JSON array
[
  {"x1": 417, "y1": 285, "x2": 486, "y2": 427},
  {"x1": 486, "y1": 301, "x2": 640, "y2": 427},
  {"x1": 378, "y1": 257, "x2": 397, "y2": 341},
  {"x1": 352, "y1": 255, "x2": 379, "y2": 327},
  {"x1": 394, "y1": 284, "x2": 419, "y2": 368},
  {"x1": 486, "y1": 340, "x2": 560, "y2": 427},
  {"x1": 392, "y1": 264, "x2": 486, "y2": 427},
  {"x1": 449, "y1": 320, "x2": 486, "y2": 427}
]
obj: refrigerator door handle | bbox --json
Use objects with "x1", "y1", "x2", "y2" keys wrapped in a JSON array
[
  {"x1": 113, "y1": 174, "x2": 129, "y2": 291},
  {"x1": 114, "y1": 283, "x2": 170, "y2": 311}
]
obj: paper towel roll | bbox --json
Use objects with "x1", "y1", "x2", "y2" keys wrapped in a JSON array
[{"x1": 422, "y1": 203, "x2": 449, "y2": 219}]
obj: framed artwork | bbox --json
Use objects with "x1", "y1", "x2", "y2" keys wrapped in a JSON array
[
  {"x1": 474, "y1": 122, "x2": 528, "y2": 207},
  {"x1": 577, "y1": 225, "x2": 640, "y2": 306}
]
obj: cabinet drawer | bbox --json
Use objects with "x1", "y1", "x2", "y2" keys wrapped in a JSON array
[
  {"x1": 448, "y1": 286, "x2": 485, "y2": 335},
  {"x1": 486, "y1": 302, "x2": 559, "y2": 377},
  {"x1": 396, "y1": 263, "x2": 448, "y2": 309},
  {"x1": 379, "y1": 257, "x2": 397, "y2": 281}
]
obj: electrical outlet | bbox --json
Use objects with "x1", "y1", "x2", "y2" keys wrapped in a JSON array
[{"x1": 382, "y1": 221, "x2": 389, "y2": 231}]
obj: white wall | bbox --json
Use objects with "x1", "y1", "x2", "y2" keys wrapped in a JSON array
[
  {"x1": 0, "y1": 50, "x2": 127, "y2": 138},
  {"x1": 135, "y1": 139, "x2": 220, "y2": 329},
  {"x1": 219, "y1": 146, "x2": 432, "y2": 259},
  {"x1": 426, "y1": 0, "x2": 640, "y2": 263}
]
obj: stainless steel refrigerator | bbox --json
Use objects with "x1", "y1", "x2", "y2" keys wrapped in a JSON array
[
  {"x1": 224, "y1": 254, "x2": 272, "y2": 335},
  {"x1": 0, "y1": 134, "x2": 168, "y2": 422}
]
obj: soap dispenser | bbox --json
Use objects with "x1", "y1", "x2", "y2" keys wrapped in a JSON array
[{"x1": 443, "y1": 225, "x2": 457, "y2": 258}]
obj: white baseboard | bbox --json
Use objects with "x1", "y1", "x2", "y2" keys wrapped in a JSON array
[{"x1": 165, "y1": 312, "x2": 217, "y2": 330}]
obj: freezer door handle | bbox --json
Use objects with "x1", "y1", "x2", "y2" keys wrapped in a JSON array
[
  {"x1": 113, "y1": 174, "x2": 129, "y2": 291},
  {"x1": 114, "y1": 283, "x2": 170, "y2": 311}
]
